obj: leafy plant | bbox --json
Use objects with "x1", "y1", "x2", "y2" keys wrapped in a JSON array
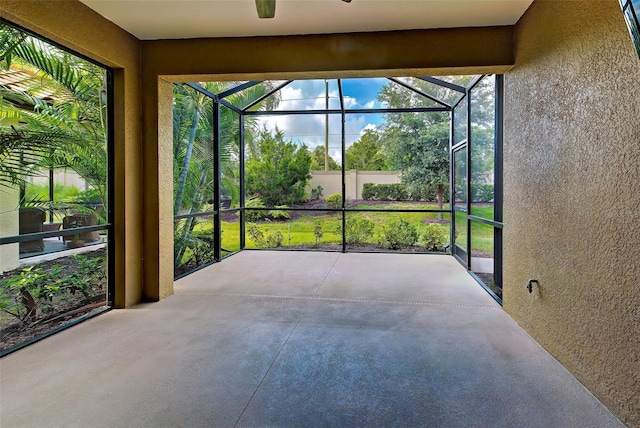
[
  {"x1": 326, "y1": 193, "x2": 342, "y2": 209},
  {"x1": 268, "y1": 205, "x2": 290, "y2": 220},
  {"x1": 313, "y1": 219, "x2": 324, "y2": 247},
  {"x1": 360, "y1": 183, "x2": 408, "y2": 201},
  {"x1": 378, "y1": 218, "x2": 419, "y2": 249},
  {"x1": 245, "y1": 127, "x2": 312, "y2": 206},
  {"x1": 0, "y1": 266, "x2": 63, "y2": 323},
  {"x1": 471, "y1": 184, "x2": 494, "y2": 203},
  {"x1": 420, "y1": 223, "x2": 449, "y2": 251},
  {"x1": 243, "y1": 196, "x2": 267, "y2": 222},
  {"x1": 335, "y1": 216, "x2": 375, "y2": 245},
  {"x1": 247, "y1": 223, "x2": 283, "y2": 248},
  {"x1": 310, "y1": 185, "x2": 323, "y2": 200}
]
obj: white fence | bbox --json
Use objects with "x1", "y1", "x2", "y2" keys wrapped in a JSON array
[{"x1": 308, "y1": 170, "x2": 401, "y2": 200}]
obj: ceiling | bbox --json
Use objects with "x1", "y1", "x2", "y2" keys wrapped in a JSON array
[{"x1": 78, "y1": 0, "x2": 534, "y2": 40}]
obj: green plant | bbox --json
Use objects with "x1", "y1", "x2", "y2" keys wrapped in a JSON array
[
  {"x1": 0, "y1": 266, "x2": 63, "y2": 323},
  {"x1": 245, "y1": 127, "x2": 312, "y2": 206},
  {"x1": 326, "y1": 193, "x2": 342, "y2": 209},
  {"x1": 378, "y1": 218, "x2": 419, "y2": 249},
  {"x1": 243, "y1": 196, "x2": 267, "y2": 222},
  {"x1": 268, "y1": 205, "x2": 291, "y2": 220},
  {"x1": 310, "y1": 185, "x2": 323, "y2": 200},
  {"x1": 247, "y1": 223, "x2": 283, "y2": 248},
  {"x1": 420, "y1": 223, "x2": 449, "y2": 251},
  {"x1": 360, "y1": 183, "x2": 408, "y2": 201},
  {"x1": 471, "y1": 184, "x2": 494, "y2": 203},
  {"x1": 313, "y1": 219, "x2": 324, "y2": 247},
  {"x1": 336, "y1": 216, "x2": 375, "y2": 245}
]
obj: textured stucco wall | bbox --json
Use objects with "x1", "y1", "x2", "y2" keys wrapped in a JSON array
[
  {"x1": 0, "y1": 1, "x2": 144, "y2": 307},
  {"x1": 504, "y1": 1, "x2": 640, "y2": 425}
]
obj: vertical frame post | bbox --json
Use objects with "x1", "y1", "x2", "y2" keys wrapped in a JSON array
[
  {"x1": 213, "y1": 101, "x2": 221, "y2": 261},
  {"x1": 106, "y1": 67, "x2": 115, "y2": 307},
  {"x1": 494, "y1": 74, "x2": 504, "y2": 288},
  {"x1": 466, "y1": 85, "x2": 472, "y2": 269},
  {"x1": 239, "y1": 114, "x2": 246, "y2": 250},
  {"x1": 338, "y1": 79, "x2": 346, "y2": 253}
]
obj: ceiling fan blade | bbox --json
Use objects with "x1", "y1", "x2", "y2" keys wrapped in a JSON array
[
  {"x1": 342, "y1": 0, "x2": 352, "y2": 2},
  {"x1": 255, "y1": 0, "x2": 276, "y2": 19}
]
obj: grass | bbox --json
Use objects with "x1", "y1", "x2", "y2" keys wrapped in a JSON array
[{"x1": 189, "y1": 202, "x2": 496, "y2": 256}]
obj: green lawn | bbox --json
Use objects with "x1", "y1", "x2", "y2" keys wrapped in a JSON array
[{"x1": 192, "y1": 203, "x2": 496, "y2": 255}]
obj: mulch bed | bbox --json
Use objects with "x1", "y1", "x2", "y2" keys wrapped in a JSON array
[{"x1": 0, "y1": 248, "x2": 107, "y2": 353}]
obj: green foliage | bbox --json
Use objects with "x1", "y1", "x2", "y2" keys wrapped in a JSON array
[
  {"x1": 310, "y1": 185, "x2": 323, "y2": 201},
  {"x1": 243, "y1": 197, "x2": 267, "y2": 222},
  {"x1": 247, "y1": 223, "x2": 283, "y2": 248},
  {"x1": 345, "y1": 128, "x2": 388, "y2": 170},
  {"x1": 190, "y1": 229, "x2": 215, "y2": 265},
  {"x1": 326, "y1": 193, "x2": 342, "y2": 209},
  {"x1": 24, "y1": 182, "x2": 81, "y2": 202},
  {"x1": 0, "y1": 26, "x2": 108, "y2": 205},
  {"x1": 335, "y1": 216, "x2": 375, "y2": 245},
  {"x1": 420, "y1": 223, "x2": 449, "y2": 251},
  {"x1": 360, "y1": 183, "x2": 408, "y2": 201},
  {"x1": 0, "y1": 252, "x2": 105, "y2": 325},
  {"x1": 309, "y1": 145, "x2": 340, "y2": 170},
  {"x1": 72, "y1": 188, "x2": 102, "y2": 203},
  {"x1": 313, "y1": 219, "x2": 324, "y2": 247},
  {"x1": 378, "y1": 218, "x2": 419, "y2": 250},
  {"x1": 0, "y1": 266, "x2": 62, "y2": 323},
  {"x1": 245, "y1": 127, "x2": 312, "y2": 206},
  {"x1": 472, "y1": 184, "x2": 494, "y2": 203},
  {"x1": 268, "y1": 206, "x2": 291, "y2": 220}
]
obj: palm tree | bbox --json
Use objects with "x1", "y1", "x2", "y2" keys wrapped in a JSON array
[
  {"x1": 172, "y1": 81, "x2": 280, "y2": 268},
  {"x1": 0, "y1": 25, "x2": 108, "y2": 216}
]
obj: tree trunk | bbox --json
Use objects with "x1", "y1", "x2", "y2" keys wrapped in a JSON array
[
  {"x1": 174, "y1": 108, "x2": 201, "y2": 215},
  {"x1": 437, "y1": 184, "x2": 444, "y2": 220}
]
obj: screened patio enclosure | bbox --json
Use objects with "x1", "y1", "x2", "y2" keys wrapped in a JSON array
[{"x1": 173, "y1": 75, "x2": 503, "y2": 302}]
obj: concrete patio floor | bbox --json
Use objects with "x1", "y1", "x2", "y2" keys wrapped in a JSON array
[{"x1": 0, "y1": 251, "x2": 622, "y2": 427}]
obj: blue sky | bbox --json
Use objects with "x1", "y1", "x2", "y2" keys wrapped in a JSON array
[{"x1": 257, "y1": 78, "x2": 388, "y2": 161}]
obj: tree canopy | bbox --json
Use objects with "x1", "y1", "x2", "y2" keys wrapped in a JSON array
[
  {"x1": 309, "y1": 145, "x2": 340, "y2": 171},
  {"x1": 344, "y1": 128, "x2": 389, "y2": 171},
  {"x1": 245, "y1": 127, "x2": 312, "y2": 207}
]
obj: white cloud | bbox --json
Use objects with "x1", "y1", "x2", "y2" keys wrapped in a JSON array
[{"x1": 256, "y1": 80, "x2": 383, "y2": 156}]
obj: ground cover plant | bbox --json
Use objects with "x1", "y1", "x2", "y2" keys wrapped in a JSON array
[{"x1": 0, "y1": 249, "x2": 107, "y2": 352}]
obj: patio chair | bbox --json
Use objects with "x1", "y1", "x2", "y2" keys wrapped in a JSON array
[{"x1": 18, "y1": 207, "x2": 46, "y2": 253}]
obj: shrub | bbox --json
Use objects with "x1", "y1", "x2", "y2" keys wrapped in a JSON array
[
  {"x1": 245, "y1": 128, "x2": 312, "y2": 206},
  {"x1": 335, "y1": 216, "x2": 375, "y2": 245},
  {"x1": 378, "y1": 218, "x2": 419, "y2": 249},
  {"x1": 180, "y1": 228, "x2": 216, "y2": 265},
  {"x1": 268, "y1": 206, "x2": 290, "y2": 220},
  {"x1": 313, "y1": 219, "x2": 324, "y2": 247},
  {"x1": 361, "y1": 183, "x2": 408, "y2": 201},
  {"x1": 243, "y1": 197, "x2": 267, "y2": 222},
  {"x1": 247, "y1": 223, "x2": 283, "y2": 248},
  {"x1": 326, "y1": 193, "x2": 342, "y2": 209},
  {"x1": 361, "y1": 183, "x2": 376, "y2": 200},
  {"x1": 310, "y1": 185, "x2": 323, "y2": 201},
  {"x1": 0, "y1": 266, "x2": 63, "y2": 323},
  {"x1": 420, "y1": 223, "x2": 449, "y2": 251},
  {"x1": 472, "y1": 184, "x2": 494, "y2": 203}
]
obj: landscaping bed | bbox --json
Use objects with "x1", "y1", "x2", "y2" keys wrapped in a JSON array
[{"x1": 0, "y1": 248, "x2": 107, "y2": 353}]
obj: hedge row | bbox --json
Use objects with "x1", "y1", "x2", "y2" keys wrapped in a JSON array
[
  {"x1": 362, "y1": 182, "x2": 494, "y2": 203},
  {"x1": 362, "y1": 183, "x2": 451, "y2": 202}
]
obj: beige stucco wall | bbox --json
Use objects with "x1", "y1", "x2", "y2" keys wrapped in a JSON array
[
  {"x1": 0, "y1": 186, "x2": 20, "y2": 274},
  {"x1": 1, "y1": 1, "x2": 144, "y2": 307},
  {"x1": 504, "y1": 1, "x2": 640, "y2": 425},
  {"x1": 309, "y1": 170, "x2": 401, "y2": 200}
]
